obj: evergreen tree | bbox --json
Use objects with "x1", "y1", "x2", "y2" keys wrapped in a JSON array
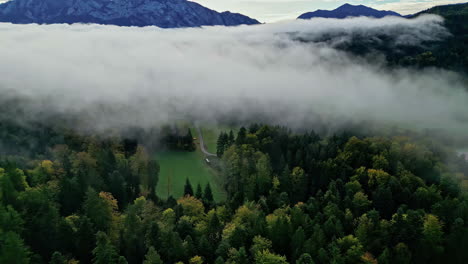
[
  {"x1": 184, "y1": 178, "x2": 194, "y2": 196},
  {"x1": 0, "y1": 231, "x2": 30, "y2": 264},
  {"x1": 204, "y1": 183, "x2": 214, "y2": 202},
  {"x1": 92, "y1": 231, "x2": 118, "y2": 264},
  {"x1": 83, "y1": 188, "x2": 114, "y2": 233},
  {"x1": 228, "y1": 130, "x2": 235, "y2": 145},
  {"x1": 216, "y1": 132, "x2": 228, "y2": 157},
  {"x1": 198, "y1": 235, "x2": 214, "y2": 262},
  {"x1": 76, "y1": 216, "x2": 95, "y2": 263},
  {"x1": 195, "y1": 184, "x2": 203, "y2": 199},
  {"x1": 291, "y1": 227, "x2": 305, "y2": 261},
  {"x1": 145, "y1": 220, "x2": 161, "y2": 250},
  {"x1": 143, "y1": 247, "x2": 163, "y2": 264},
  {"x1": 236, "y1": 127, "x2": 247, "y2": 146},
  {"x1": 147, "y1": 160, "x2": 160, "y2": 200}
]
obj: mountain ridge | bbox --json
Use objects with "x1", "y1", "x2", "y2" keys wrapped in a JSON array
[
  {"x1": 298, "y1": 3, "x2": 401, "y2": 19},
  {"x1": 0, "y1": 0, "x2": 260, "y2": 28}
]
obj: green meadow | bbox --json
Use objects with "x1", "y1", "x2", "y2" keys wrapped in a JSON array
[{"x1": 155, "y1": 127, "x2": 226, "y2": 201}]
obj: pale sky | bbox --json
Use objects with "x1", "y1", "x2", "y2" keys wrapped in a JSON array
[
  {"x1": 190, "y1": 0, "x2": 468, "y2": 22},
  {"x1": 0, "y1": 0, "x2": 466, "y2": 22}
]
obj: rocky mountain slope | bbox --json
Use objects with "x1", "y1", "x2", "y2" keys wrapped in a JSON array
[{"x1": 0, "y1": 0, "x2": 260, "y2": 27}]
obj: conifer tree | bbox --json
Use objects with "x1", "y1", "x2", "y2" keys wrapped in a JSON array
[
  {"x1": 195, "y1": 184, "x2": 203, "y2": 199},
  {"x1": 216, "y1": 132, "x2": 228, "y2": 157},
  {"x1": 236, "y1": 127, "x2": 247, "y2": 145},
  {"x1": 0, "y1": 231, "x2": 30, "y2": 264},
  {"x1": 184, "y1": 178, "x2": 194, "y2": 196},
  {"x1": 143, "y1": 247, "x2": 163, "y2": 264},
  {"x1": 92, "y1": 232, "x2": 118, "y2": 264},
  {"x1": 204, "y1": 183, "x2": 214, "y2": 202}
]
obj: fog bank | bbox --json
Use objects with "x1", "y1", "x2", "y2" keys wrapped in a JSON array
[{"x1": 0, "y1": 15, "x2": 467, "y2": 137}]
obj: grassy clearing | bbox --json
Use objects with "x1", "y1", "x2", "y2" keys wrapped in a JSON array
[
  {"x1": 155, "y1": 150, "x2": 226, "y2": 201},
  {"x1": 155, "y1": 127, "x2": 226, "y2": 201}
]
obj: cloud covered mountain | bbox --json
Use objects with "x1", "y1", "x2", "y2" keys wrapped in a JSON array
[
  {"x1": 298, "y1": 3, "x2": 401, "y2": 20},
  {"x1": 0, "y1": 0, "x2": 260, "y2": 28}
]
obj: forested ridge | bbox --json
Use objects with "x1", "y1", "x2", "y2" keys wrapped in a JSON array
[
  {"x1": 301, "y1": 3, "x2": 468, "y2": 75},
  {"x1": 1, "y1": 120, "x2": 468, "y2": 264}
]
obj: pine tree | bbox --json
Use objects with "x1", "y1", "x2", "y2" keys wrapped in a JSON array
[
  {"x1": 216, "y1": 132, "x2": 228, "y2": 157},
  {"x1": 92, "y1": 232, "x2": 118, "y2": 264},
  {"x1": 0, "y1": 231, "x2": 30, "y2": 264},
  {"x1": 147, "y1": 160, "x2": 160, "y2": 201},
  {"x1": 145, "y1": 221, "x2": 161, "y2": 250},
  {"x1": 198, "y1": 235, "x2": 213, "y2": 262},
  {"x1": 204, "y1": 183, "x2": 214, "y2": 202},
  {"x1": 143, "y1": 247, "x2": 163, "y2": 264},
  {"x1": 236, "y1": 127, "x2": 247, "y2": 146},
  {"x1": 291, "y1": 227, "x2": 306, "y2": 261},
  {"x1": 228, "y1": 130, "x2": 235, "y2": 145},
  {"x1": 76, "y1": 216, "x2": 95, "y2": 263},
  {"x1": 195, "y1": 184, "x2": 203, "y2": 199},
  {"x1": 184, "y1": 178, "x2": 194, "y2": 196}
]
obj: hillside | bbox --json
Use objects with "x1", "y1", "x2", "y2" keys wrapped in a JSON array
[
  {"x1": 298, "y1": 3, "x2": 401, "y2": 19},
  {"x1": 295, "y1": 3, "x2": 468, "y2": 74},
  {"x1": 0, "y1": 0, "x2": 260, "y2": 28},
  {"x1": 403, "y1": 3, "x2": 468, "y2": 73}
]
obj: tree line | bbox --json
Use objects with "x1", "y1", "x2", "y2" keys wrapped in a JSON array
[{"x1": 0, "y1": 122, "x2": 467, "y2": 263}]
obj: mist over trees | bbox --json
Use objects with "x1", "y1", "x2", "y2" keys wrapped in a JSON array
[
  {"x1": 1, "y1": 120, "x2": 468, "y2": 264},
  {"x1": 1, "y1": 15, "x2": 467, "y2": 139}
]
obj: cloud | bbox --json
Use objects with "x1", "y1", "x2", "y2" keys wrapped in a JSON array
[{"x1": 0, "y1": 15, "x2": 467, "y2": 139}]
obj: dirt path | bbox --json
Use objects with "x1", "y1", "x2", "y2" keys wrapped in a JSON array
[{"x1": 196, "y1": 126, "x2": 217, "y2": 157}]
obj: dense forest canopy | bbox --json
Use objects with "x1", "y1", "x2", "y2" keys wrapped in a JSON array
[{"x1": 1, "y1": 118, "x2": 468, "y2": 264}]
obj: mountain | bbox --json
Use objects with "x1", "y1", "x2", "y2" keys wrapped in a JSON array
[
  {"x1": 298, "y1": 3, "x2": 401, "y2": 19},
  {"x1": 0, "y1": 0, "x2": 260, "y2": 28}
]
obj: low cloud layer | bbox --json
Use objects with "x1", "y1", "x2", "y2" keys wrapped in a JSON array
[{"x1": 0, "y1": 15, "x2": 467, "y2": 138}]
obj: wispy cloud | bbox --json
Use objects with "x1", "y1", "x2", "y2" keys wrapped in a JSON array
[{"x1": 0, "y1": 16, "x2": 466, "y2": 137}]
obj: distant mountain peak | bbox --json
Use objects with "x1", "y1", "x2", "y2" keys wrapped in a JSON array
[
  {"x1": 298, "y1": 3, "x2": 401, "y2": 20},
  {"x1": 0, "y1": 0, "x2": 260, "y2": 28}
]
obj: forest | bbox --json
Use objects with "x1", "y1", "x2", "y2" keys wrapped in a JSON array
[
  {"x1": 311, "y1": 3, "x2": 468, "y2": 75},
  {"x1": 1, "y1": 119, "x2": 468, "y2": 264}
]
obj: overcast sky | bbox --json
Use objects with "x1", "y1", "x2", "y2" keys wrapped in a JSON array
[
  {"x1": 0, "y1": 0, "x2": 466, "y2": 22},
  {"x1": 190, "y1": 0, "x2": 468, "y2": 22}
]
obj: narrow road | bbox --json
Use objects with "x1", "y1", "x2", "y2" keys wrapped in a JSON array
[{"x1": 196, "y1": 126, "x2": 217, "y2": 157}]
